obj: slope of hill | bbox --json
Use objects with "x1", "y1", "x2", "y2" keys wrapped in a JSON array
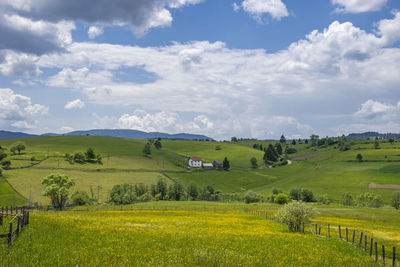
[
  {"x1": 0, "y1": 136, "x2": 400, "y2": 206},
  {"x1": 0, "y1": 129, "x2": 214, "y2": 141}
]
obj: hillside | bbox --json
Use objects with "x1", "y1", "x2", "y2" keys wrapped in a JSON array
[
  {"x1": 0, "y1": 136, "x2": 399, "y2": 205},
  {"x1": 0, "y1": 129, "x2": 213, "y2": 141}
]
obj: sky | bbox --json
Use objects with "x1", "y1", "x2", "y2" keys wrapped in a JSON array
[{"x1": 0, "y1": 0, "x2": 400, "y2": 140}]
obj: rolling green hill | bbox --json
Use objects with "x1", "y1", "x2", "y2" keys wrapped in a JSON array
[{"x1": 0, "y1": 136, "x2": 400, "y2": 206}]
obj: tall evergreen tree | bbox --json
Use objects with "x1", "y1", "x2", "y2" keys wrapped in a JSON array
[
  {"x1": 280, "y1": 134, "x2": 286, "y2": 144},
  {"x1": 264, "y1": 144, "x2": 278, "y2": 162},
  {"x1": 274, "y1": 143, "x2": 283, "y2": 155},
  {"x1": 223, "y1": 157, "x2": 230, "y2": 170}
]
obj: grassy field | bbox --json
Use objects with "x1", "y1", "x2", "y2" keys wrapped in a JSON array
[
  {"x1": 1, "y1": 136, "x2": 400, "y2": 206},
  {"x1": 0, "y1": 202, "x2": 379, "y2": 266},
  {"x1": 4, "y1": 169, "x2": 171, "y2": 204},
  {"x1": 0, "y1": 178, "x2": 26, "y2": 206}
]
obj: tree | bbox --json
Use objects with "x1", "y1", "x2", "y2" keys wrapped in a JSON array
[
  {"x1": 11, "y1": 142, "x2": 26, "y2": 155},
  {"x1": 250, "y1": 157, "x2": 258, "y2": 169},
  {"x1": 310, "y1": 135, "x2": 319, "y2": 146},
  {"x1": 374, "y1": 140, "x2": 380, "y2": 149},
  {"x1": 168, "y1": 183, "x2": 185, "y2": 201},
  {"x1": 42, "y1": 173, "x2": 75, "y2": 210},
  {"x1": 391, "y1": 191, "x2": 400, "y2": 210},
  {"x1": 276, "y1": 201, "x2": 316, "y2": 232},
  {"x1": 154, "y1": 140, "x2": 162, "y2": 150},
  {"x1": 71, "y1": 191, "x2": 91, "y2": 206},
  {"x1": 215, "y1": 145, "x2": 221, "y2": 150},
  {"x1": 389, "y1": 138, "x2": 395, "y2": 145},
  {"x1": 157, "y1": 178, "x2": 168, "y2": 200},
  {"x1": 142, "y1": 143, "x2": 151, "y2": 156},
  {"x1": 0, "y1": 151, "x2": 7, "y2": 161},
  {"x1": 73, "y1": 152, "x2": 85, "y2": 163},
  {"x1": 85, "y1": 147, "x2": 96, "y2": 162},
  {"x1": 231, "y1": 137, "x2": 238, "y2": 143},
  {"x1": 187, "y1": 183, "x2": 198, "y2": 200},
  {"x1": 300, "y1": 188, "x2": 315, "y2": 202},
  {"x1": 223, "y1": 157, "x2": 230, "y2": 170},
  {"x1": 289, "y1": 188, "x2": 301, "y2": 201},
  {"x1": 244, "y1": 191, "x2": 261, "y2": 204},
  {"x1": 264, "y1": 144, "x2": 278, "y2": 162},
  {"x1": 342, "y1": 192, "x2": 354, "y2": 206},
  {"x1": 1, "y1": 159, "x2": 11, "y2": 168},
  {"x1": 356, "y1": 153, "x2": 363, "y2": 162},
  {"x1": 274, "y1": 193, "x2": 289, "y2": 205},
  {"x1": 274, "y1": 143, "x2": 283, "y2": 155},
  {"x1": 291, "y1": 139, "x2": 296, "y2": 145},
  {"x1": 280, "y1": 134, "x2": 286, "y2": 144}
]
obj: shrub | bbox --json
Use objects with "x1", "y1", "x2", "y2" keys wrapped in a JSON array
[
  {"x1": 356, "y1": 192, "x2": 383, "y2": 208},
  {"x1": 342, "y1": 192, "x2": 354, "y2": 206},
  {"x1": 276, "y1": 201, "x2": 316, "y2": 232},
  {"x1": 71, "y1": 191, "x2": 91, "y2": 205},
  {"x1": 250, "y1": 157, "x2": 258, "y2": 169},
  {"x1": 289, "y1": 188, "x2": 301, "y2": 201},
  {"x1": 272, "y1": 188, "x2": 282, "y2": 195},
  {"x1": 215, "y1": 145, "x2": 221, "y2": 150},
  {"x1": 30, "y1": 156, "x2": 36, "y2": 161},
  {"x1": 244, "y1": 191, "x2": 261, "y2": 204},
  {"x1": 73, "y1": 152, "x2": 86, "y2": 164},
  {"x1": 286, "y1": 148, "x2": 297, "y2": 154},
  {"x1": 356, "y1": 154, "x2": 363, "y2": 162},
  {"x1": 1, "y1": 159, "x2": 11, "y2": 168},
  {"x1": 317, "y1": 194, "x2": 333, "y2": 205},
  {"x1": 274, "y1": 193, "x2": 289, "y2": 205},
  {"x1": 300, "y1": 188, "x2": 315, "y2": 202},
  {"x1": 391, "y1": 191, "x2": 400, "y2": 210}
]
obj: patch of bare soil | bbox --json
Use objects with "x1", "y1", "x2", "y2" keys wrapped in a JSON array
[
  {"x1": 294, "y1": 152, "x2": 324, "y2": 161},
  {"x1": 369, "y1": 182, "x2": 400, "y2": 189}
]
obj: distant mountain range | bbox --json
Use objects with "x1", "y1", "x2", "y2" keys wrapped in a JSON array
[
  {"x1": 347, "y1": 132, "x2": 400, "y2": 140},
  {"x1": 0, "y1": 129, "x2": 214, "y2": 141}
]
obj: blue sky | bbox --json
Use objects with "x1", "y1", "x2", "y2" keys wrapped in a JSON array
[{"x1": 0, "y1": 0, "x2": 400, "y2": 140}]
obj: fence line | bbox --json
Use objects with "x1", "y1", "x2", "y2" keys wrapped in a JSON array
[
  {"x1": 245, "y1": 209, "x2": 396, "y2": 267},
  {"x1": 0, "y1": 206, "x2": 30, "y2": 246}
]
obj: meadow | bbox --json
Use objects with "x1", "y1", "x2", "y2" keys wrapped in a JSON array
[
  {"x1": 0, "y1": 136, "x2": 400, "y2": 206},
  {"x1": 0, "y1": 202, "x2": 379, "y2": 267}
]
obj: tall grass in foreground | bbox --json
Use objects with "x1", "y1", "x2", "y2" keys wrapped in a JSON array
[{"x1": 0, "y1": 207, "x2": 376, "y2": 266}]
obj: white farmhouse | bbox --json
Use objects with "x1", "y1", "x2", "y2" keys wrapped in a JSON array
[{"x1": 188, "y1": 157, "x2": 202, "y2": 167}]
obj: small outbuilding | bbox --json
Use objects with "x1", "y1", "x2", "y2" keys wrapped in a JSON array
[
  {"x1": 202, "y1": 163, "x2": 213, "y2": 170},
  {"x1": 213, "y1": 160, "x2": 223, "y2": 169},
  {"x1": 188, "y1": 157, "x2": 202, "y2": 167}
]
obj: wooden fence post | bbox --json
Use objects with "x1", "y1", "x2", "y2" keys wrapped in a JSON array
[
  {"x1": 352, "y1": 230, "x2": 355, "y2": 244},
  {"x1": 339, "y1": 225, "x2": 341, "y2": 239},
  {"x1": 393, "y1": 247, "x2": 396, "y2": 267},
  {"x1": 346, "y1": 228, "x2": 348, "y2": 242},
  {"x1": 8, "y1": 222, "x2": 13, "y2": 245},
  {"x1": 328, "y1": 224, "x2": 330, "y2": 237},
  {"x1": 303, "y1": 222, "x2": 305, "y2": 234},
  {"x1": 375, "y1": 242, "x2": 378, "y2": 263},
  {"x1": 383, "y1": 245, "x2": 385, "y2": 264},
  {"x1": 364, "y1": 235, "x2": 367, "y2": 251},
  {"x1": 370, "y1": 238, "x2": 373, "y2": 256},
  {"x1": 359, "y1": 232, "x2": 363, "y2": 248},
  {"x1": 315, "y1": 224, "x2": 317, "y2": 235}
]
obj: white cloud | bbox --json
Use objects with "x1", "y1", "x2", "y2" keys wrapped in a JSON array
[
  {"x1": 354, "y1": 99, "x2": 400, "y2": 120},
  {"x1": 64, "y1": 99, "x2": 85, "y2": 110},
  {"x1": 87, "y1": 26, "x2": 104, "y2": 39},
  {"x1": 332, "y1": 0, "x2": 388, "y2": 13},
  {"x1": 0, "y1": 88, "x2": 48, "y2": 129},
  {"x1": 60, "y1": 126, "x2": 74, "y2": 133},
  {"x1": 0, "y1": 51, "x2": 40, "y2": 77},
  {"x1": 235, "y1": 0, "x2": 289, "y2": 21}
]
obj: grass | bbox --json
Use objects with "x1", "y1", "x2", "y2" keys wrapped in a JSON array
[
  {"x1": 0, "y1": 178, "x2": 25, "y2": 206},
  {"x1": 0, "y1": 202, "x2": 378, "y2": 266},
  {"x1": 4, "y1": 169, "x2": 171, "y2": 204}
]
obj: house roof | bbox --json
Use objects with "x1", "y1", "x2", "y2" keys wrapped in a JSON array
[
  {"x1": 190, "y1": 157, "x2": 202, "y2": 161},
  {"x1": 203, "y1": 163, "x2": 213, "y2": 167}
]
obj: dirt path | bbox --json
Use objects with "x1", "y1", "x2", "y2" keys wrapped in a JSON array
[{"x1": 369, "y1": 182, "x2": 400, "y2": 189}]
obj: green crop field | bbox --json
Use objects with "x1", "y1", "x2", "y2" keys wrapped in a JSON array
[{"x1": 0, "y1": 202, "x2": 381, "y2": 266}]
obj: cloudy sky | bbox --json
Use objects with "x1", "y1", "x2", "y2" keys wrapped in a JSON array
[{"x1": 0, "y1": 0, "x2": 400, "y2": 140}]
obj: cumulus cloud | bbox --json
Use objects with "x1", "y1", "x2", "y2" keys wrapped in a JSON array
[
  {"x1": 234, "y1": 0, "x2": 289, "y2": 21},
  {"x1": 0, "y1": 51, "x2": 40, "y2": 77},
  {"x1": 64, "y1": 99, "x2": 85, "y2": 110},
  {"x1": 354, "y1": 99, "x2": 400, "y2": 120},
  {"x1": 88, "y1": 26, "x2": 104, "y2": 39},
  {"x1": 0, "y1": 88, "x2": 48, "y2": 129},
  {"x1": 332, "y1": 0, "x2": 388, "y2": 13}
]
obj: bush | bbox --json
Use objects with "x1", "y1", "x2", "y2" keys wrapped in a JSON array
[
  {"x1": 274, "y1": 193, "x2": 289, "y2": 205},
  {"x1": 250, "y1": 157, "x2": 258, "y2": 169},
  {"x1": 300, "y1": 188, "x2": 315, "y2": 202},
  {"x1": 244, "y1": 191, "x2": 261, "y2": 204},
  {"x1": 286, "y1": 148, "x2": 297, "y2": 154},
  {"x1": 356, "y1": 192, "x2": 383, "y2": 208},
  {"x1": 391, "y1": 191, "x2": 400, "y2": 210},
  {"x1": 71, "y1": 191, "x2": 91, "y2": 205},
  {"x1": 73, "y1": 152, "x2": 86, "y2": 164},
  {"x1": 317, "y1": 194, "x2": 333, "y2": 205},
  {"x1": 342, "y1": 192, "x2": 354, "y2": 206},
  {"x1": 30, "y1": 156, "x2": 36, "y2": 161},
  {"x1": 276, "y1": 201, "x2": 316, "y2": 232},
  {"x1": 1, "y1": 159, "x2": 11, "y2": 168},
  {"x1": 289, "y1": 188, "x2": 301, "y2": 201}
]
